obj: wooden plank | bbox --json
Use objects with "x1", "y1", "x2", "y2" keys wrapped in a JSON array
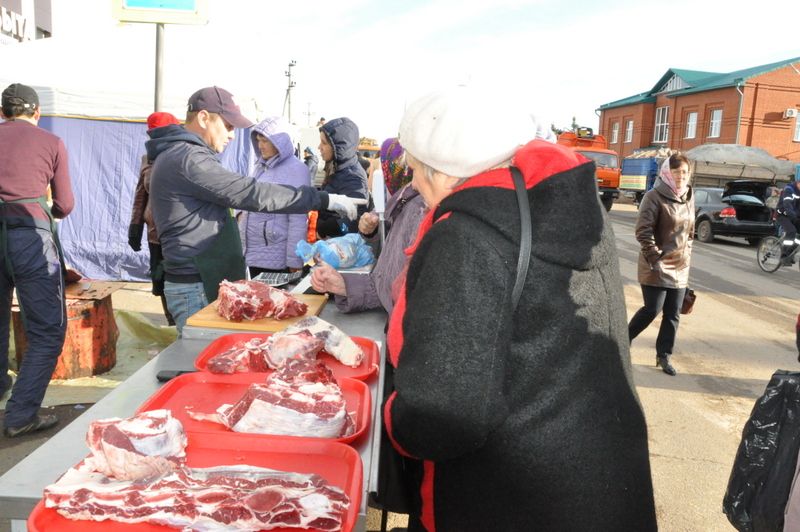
[
  {"x1": 185, "y1": 294, "x2": 328, "y2": 332},
  {"x1": 65, "y1": 281, "x2": 121, "y2": 301}
]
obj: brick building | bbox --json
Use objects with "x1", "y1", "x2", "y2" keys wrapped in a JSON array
[{"x1": 597, "y1": 57, "x2": 800, "y2": 162}]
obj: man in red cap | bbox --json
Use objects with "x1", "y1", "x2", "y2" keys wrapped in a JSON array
[
  {"x1": 128, "y1": 112, "x2": 181, "y2": 325},
  {"x1": 148, "y1": 87, "x2": 363, "y2": 333},
  {"x1": 0, "y1": 83, "x2": 75, "y2": 437}
]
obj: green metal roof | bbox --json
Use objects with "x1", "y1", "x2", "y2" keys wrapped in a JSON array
[
  {"x1": 598, "y1": 56, "x2": 800, "y2": 110},
  {"x1": 597, "y1": 92, "x2": 655, "y2": 110}
]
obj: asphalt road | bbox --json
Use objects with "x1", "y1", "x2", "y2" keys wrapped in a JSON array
[{"x1": 611, "y1": 202, "x2": 799, "y2": 531}]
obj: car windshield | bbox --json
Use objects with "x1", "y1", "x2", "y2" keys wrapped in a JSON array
[
  {"x1": 706, "y1": 190, "x2": 723, "y2": 203},
  {"x1": 577, "y1": 151, "x2": 618, "y2": 169}
]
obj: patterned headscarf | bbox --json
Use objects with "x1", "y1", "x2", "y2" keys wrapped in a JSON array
[
  {"x1": 381, "y1": 138, "x2": 413, "y2": 196},
  {"x1": 659, "y1": 156, "x2": 689, "y2": 198}
]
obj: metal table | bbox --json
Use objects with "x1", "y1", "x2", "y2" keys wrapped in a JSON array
[{"x1": 0, "y1": 304, "x2": 386, "y2": 532}]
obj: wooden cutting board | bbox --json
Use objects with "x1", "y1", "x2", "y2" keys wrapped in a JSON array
[{"x1": 185, "y1": 294, "x2": 328, "y2": 332}]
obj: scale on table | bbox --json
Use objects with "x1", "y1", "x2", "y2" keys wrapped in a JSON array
[{"x1": 251, "y1": 270, "x2": 303, "y2": 287}]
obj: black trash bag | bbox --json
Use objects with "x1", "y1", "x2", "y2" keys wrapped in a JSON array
[{"x1": 723, "y1": 370, "x2": 800, "y2": 532}]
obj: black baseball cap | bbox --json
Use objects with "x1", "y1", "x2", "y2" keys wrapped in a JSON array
[
  {"x1": 2, "y1": 83, "x2": 39, "y2": 111},
  {"x1": 187, "y1": 86, "x2": 253, "y2": 128}
]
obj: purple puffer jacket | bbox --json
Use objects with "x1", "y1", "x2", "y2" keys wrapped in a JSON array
[
  {"x1": 239, "y1": 118, "x2": 310, "y2": 270},
  {"x1": 334, "y1": 184, "x2": 427, "y2": 315}
]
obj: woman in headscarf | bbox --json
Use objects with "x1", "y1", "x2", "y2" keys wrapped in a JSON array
[
  {"x1": 311, "y1": 138, "x2": 425, "y2": 315},
  {"x1": 383, "y1": 86, "x2": 657, "y2": 531},
  {"x1": 629, "y1": 153, "x2": 695, "y2": 376}
]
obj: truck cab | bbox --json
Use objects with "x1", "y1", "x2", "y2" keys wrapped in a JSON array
[{"x1": 557, "y1": 127, "x2": 621, "y2": 211}]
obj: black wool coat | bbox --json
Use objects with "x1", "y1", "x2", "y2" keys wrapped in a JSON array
[{"x1": 386, "y1": 142, "x2": 658, "y2": 531}]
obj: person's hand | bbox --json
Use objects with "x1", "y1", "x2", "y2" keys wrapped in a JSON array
[
  {"x1": 327, "y1": 194, "x2": 368, "y2": 221},
  {"x1": 127, "y1": 224, "x2": 144, "y2": 252},
  {"x1": 310, "y1": 261, "x2": 347, "y2": 296},
  {"x1": 358, "y1": 212, "x2": 379, "y2": 236}
]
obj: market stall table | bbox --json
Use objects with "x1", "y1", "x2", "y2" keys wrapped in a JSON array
[{"x1": 0, "y1": 302, "x2": 387, "y2": 532}]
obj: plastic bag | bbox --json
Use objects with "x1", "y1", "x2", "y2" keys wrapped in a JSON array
[
  {"x1": 723, "y1": 370, "x2": 800, "y2": 532},
  {"x1": 295, "y1": 232, "x2": 374, "y2": 269}
]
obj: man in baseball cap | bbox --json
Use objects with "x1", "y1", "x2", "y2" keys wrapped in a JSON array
[
  {"x1": 0, "y1": 82, "x2": 75, "y2": 437},
  {"x1": 1, "y1": 83, "x2": 39, "y2": 114},
  {"x1": 146, "y1": 86, "x2": 364, "y2": 334},
  {"x1": 186, "y1": 86, "x2": 253, "y2": 129}
]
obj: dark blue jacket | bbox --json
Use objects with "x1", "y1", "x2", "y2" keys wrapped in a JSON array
[
  {"x1": 147, "y1": 124, "x2": 328, "y2": 276},
  {"x1": 318, "y1": 118, "x2": 368, "y2": 237},
  {"x1": 778, "y1": 183, "x2": 800, "y2": 220}
]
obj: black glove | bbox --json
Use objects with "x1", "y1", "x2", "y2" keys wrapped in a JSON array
[{"x1": 128, "y1": 224, "x2": 144, "y2": 252}]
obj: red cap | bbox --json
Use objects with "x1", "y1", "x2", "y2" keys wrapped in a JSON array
[{"x1": 147, "y1": 112, "x2": 180, "y2": 131}]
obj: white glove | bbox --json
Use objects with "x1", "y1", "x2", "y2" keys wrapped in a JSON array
[{"x1": 326, "y1": 194, "x2": 368, "y2": 221}]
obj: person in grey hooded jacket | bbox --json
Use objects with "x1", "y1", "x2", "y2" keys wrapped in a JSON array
[
  {"x1": 148, "y1": 87, "x2": 361, "y2": 333},
  {"x1": 317, "y1": 117, "x2": 369, "y2": 238},
  {"x1": 239, "y1": 117, "x2": 309, "y2": 275}
]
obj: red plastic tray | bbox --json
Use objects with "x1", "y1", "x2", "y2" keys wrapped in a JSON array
[
  {"x1": 28, "y1": 433, "x2": 362, "y2": 532},
  {"x1": 193, "y1": 332, "x2": 380, "y2": 381},
  {"x1": 136, "y1": 372, "x2": 371, "y2": 445}
]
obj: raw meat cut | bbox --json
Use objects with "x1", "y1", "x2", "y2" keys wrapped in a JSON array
[
  {"x1": 216, "y1": 280, "x2": 308, "y2": 322},
  {"x1": 260, "y1": 330, "x2": 325, "y2": 369},
  {"x1": 83, "y1": 409, "x2": 186, "y2": 481},
  {"x1": 206, "y1": 333, "x2": 325, "y2": 374},
  {"x1": 190, "y1": 359, "x2": 355, "y2": 438},
  {"x1": 280, "y1": 317, "x2": 364, "y2": 367},
  {"x1": 45, "y1": 462, "x2": 350, "y2": 531}
]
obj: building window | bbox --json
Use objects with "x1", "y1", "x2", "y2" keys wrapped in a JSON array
[
  {"x1": 624, "y1": 120, "x2": 633, "y2": 143},
  {"x1": 708, "y1": 109, "x2": 722, "y2": 138},
  {"x1": 610, "y1": 122, "x2": 619, "y2": 144},
  {"x1": 686, "y1": 112, "x2": 697, "y2": 139},
  {"x1": 653, "y1": 106, "x2": 669, "y2": 143},
  {"x1": 794, "y1": 117, "x2": 800, "y2": 142}
]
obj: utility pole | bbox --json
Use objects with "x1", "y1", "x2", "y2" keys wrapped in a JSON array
[
  {"x1": 282, "y1": 60, "x2": 297, "y2": 123},
  {"x1": 303, "y1": 102, "x2": 314, "y2": 127},
  {"x1": 154, "y1": 23, "x2": 165, "y2": 111}
]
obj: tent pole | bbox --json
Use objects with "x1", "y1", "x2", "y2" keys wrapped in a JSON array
[{"x1": 154, "y1": 23, "x2": 165, "y2": 112}]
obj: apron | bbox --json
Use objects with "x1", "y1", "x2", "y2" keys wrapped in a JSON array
[
  {"x1": 0, "y1": 195, "x2": 67, "y2": 325},
  {"x1": 158, "y1": 210, "x2": 246, "y2": 302}
]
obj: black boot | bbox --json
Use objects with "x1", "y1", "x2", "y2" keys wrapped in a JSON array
[{"x1": 656, "y1": 354, "x2": 677, "y2": 376}]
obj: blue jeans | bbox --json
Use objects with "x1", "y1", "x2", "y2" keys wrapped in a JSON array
[
  {"x1": 0, "y1": 228, "x2": 67, "y2": 428},
  {"x1": 164, "y1": 281, "x2": 207, "y2": 336}
]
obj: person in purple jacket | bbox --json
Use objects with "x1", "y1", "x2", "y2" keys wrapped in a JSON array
[{"x1": 239, "y1": 117, "x2": 310, "y2": 276}]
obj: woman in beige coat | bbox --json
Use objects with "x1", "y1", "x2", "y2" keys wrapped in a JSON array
[{"x1": 628, "y1": 153, "x2": 694, "y2": 376}]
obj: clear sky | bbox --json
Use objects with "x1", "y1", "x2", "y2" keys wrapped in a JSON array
[{"x1": 42, "y1": 0, "x2": 800, "y2": 142}]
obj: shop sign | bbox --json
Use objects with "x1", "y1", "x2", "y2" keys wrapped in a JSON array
[{"x1": 1, "y1": 6, "x2": 33, "y2": 42}]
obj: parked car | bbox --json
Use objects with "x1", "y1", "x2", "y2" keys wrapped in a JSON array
[{"x1": 694, "y1": 180, "x2": 779, "y2": 245}]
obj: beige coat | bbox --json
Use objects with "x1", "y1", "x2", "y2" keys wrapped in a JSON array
[{"x1": 635, "y1": 180, "x2": 695, "y2": 288}]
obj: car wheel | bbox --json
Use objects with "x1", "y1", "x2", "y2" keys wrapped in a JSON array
[
  {"x1": 696, "y1": 219, "x2": 714, "y2": 243},
  {"x1": 601, "y1": 197, "x2": 613, "y2": 212},
  {"x1": 746, "y1": 237, "x2": 761, "y2": 246}
]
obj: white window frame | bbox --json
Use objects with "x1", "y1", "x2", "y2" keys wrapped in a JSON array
[
  {"x1": 653, "y1": 106, "x2": 669, "y2": 143},
  {"x1": 624, "y1": 120, "x2": 633, "y2": 143},
  {"x1": 685, "y1": 112, "x2": 697, "y2": 139},
  {"x1": 610, "y1": 122, "x2": 619, "y2": 144},
  {"x1": 708, "y1": 109, "x2": 722, "y2": 138},
  {"x1": 794, "y1": 116, "x2": 800, "y2": 142}
]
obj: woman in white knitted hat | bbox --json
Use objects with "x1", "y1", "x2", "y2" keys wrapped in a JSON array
[{"x1": 382, "y1": 86, "x2": 657, "y2": 531}]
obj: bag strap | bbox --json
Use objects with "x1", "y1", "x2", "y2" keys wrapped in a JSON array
[{"x1": 510, "y1": 166, "x2": 531, "y2": 311}]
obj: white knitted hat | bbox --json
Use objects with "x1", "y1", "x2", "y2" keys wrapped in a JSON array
[{"x1": 398, "y1": 85, "x2": 534, "y2": 178}]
